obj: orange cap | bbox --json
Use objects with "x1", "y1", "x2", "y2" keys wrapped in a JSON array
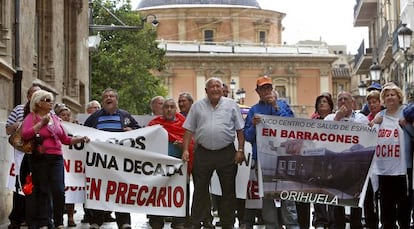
[{"x1": 256, "y1": 75, "x2": 272, "y2": 87}]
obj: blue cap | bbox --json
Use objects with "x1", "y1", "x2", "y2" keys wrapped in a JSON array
[{"x1": 367, "y1": 82, "x2": 382, "y2": 92}]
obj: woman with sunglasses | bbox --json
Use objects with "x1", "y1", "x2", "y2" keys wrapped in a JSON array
[{"x1": 21, "y1": 89, "x2": 89, "y2": 229}]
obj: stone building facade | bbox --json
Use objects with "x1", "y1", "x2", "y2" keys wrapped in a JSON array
[
  {"x1": 137, "y1": 0, "x2": 341, "y2": 117},
  {"x1": 0, "y1": 0, "x2": 89, "y2": 222}
]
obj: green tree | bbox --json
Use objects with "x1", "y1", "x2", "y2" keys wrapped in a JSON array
[{"x1": 90, "y1": 0, "x2": 167, "y2": 114}]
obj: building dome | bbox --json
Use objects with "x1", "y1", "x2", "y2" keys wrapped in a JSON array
[{"x1": 137, "y1": 0, "x2": 261, "y2": 9}]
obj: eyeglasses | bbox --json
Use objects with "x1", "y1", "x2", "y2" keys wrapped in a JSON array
[
  {"x1": 257, "y1": 85, "x2": 273, "y2": 91},
  {"x1": 41, "y1": 98, "x2": 53, "y2": 103}
]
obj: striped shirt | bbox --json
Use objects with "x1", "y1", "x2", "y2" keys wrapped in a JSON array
[
  {"x1": 6, "y1": 104, "x2": 25, "y2": 127},
  {"x1": 96, "y1": 111, "x2": 123, "y2": 132}
]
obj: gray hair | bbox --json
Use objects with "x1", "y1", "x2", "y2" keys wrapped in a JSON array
[
  {"x1": 86, "y1": 100, "x2": 101, "y2": 110},
  {"x1": 205, "y1": 77, "x2": 223, "y2": 88},
  {"x1": 178, "y1": 92, "x2": 194, "y2": 103},
  {"x1": 102, "y1": 88, "x2": 118, "y2": 100},
  {"x1": 151, "y1": 96, "x2": 164, "y2": 105},
  {"x1": 163, "y1": 98, "x2": 177, "y2": 107}
]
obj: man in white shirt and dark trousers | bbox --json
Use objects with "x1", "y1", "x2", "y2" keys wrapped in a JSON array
[{"x1": 182, "y1": 77, "x2": 245, "y2": 229}]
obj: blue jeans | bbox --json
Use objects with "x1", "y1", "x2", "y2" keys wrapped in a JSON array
[{"x1": 29, "y1": 154, "x2": 65, "y2": 227}]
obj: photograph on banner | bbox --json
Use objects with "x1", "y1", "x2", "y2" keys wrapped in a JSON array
[
  {"x1": 84, "y1": 141, "x2": 187, "y2": 216},
  {"x1": 256, "y1": 115, "x2": 377, "y2": 207},
  {"x1": 62, "y1": 122, "x2": 168, "y2": 187}
]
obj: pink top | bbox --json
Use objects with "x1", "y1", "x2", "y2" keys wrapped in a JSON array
[{"x1": 21, "y1": 113, "x2": 72, "y2": 155}]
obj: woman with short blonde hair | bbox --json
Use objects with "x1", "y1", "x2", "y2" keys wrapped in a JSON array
[
  {"x1": 21, "y1": 90, "x2": 89, "y2": 229},
  {"x1": 371, "y1": 84, "x2": 410, "y2": 229}
]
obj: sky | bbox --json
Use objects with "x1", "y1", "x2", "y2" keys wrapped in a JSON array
[{"x1": 130, "y1": 0, "x2": 368, "y2": 54}]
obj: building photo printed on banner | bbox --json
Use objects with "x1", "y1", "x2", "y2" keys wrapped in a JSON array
[{"x1": 256, "y1": 115, "x2": 377, "y2": 207}]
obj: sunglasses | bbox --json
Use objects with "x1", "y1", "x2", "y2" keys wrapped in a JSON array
[{"x1": 41, "y1": 98, "x2": 53, "y2": 103}]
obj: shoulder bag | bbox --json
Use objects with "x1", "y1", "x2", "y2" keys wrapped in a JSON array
[{"x1": 8, "y1": 125, "x2": 34, "y2": 153}]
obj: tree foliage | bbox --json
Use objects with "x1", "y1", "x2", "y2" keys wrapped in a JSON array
[{"x1": 90, "y1": 0, "x2": 167, "y2": 114}]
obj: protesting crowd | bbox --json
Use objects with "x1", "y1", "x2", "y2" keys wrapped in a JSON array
[{"x1": 5, "y1": 76, "x2": 414, "y2": 229}]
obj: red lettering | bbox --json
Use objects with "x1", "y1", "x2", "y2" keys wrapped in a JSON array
[
  {"x1": 263, "y1": 128, "x2": 277, "y2": 137},
  {"x1": 106, "y1": 180, "x2": 117, "y2": 201},
  {"x1": 352, "y1": 136, "x2": 359, "y2": 144},
  {"x1": 309, "y1": 132, "x2": 316, "y2": 141},
  {"x1": 9, "y1": 163, "x2": 15, "y2": 176},
  {"x1": 296, "y1": 131, "x2": 303, "y2": 139},
  {"x1": 115, "y1": 182, "x2": 128, "y2": 203},
  {"x1": 319, "y1": 133, "x2": 327, "y2": 141},
  {"x1": 127, "y1": 184, "x2": 138, "y2": 204},
  {"x1": 386, "y1": 130, "x2": 391, "y2": 137},
  {"x1": 64, "y1": 160, "x2": 70, "y2": 173},
  {"x1": 74, "y1": 160, "x2": 84, "y2": 173},
  {"x1": 102, "y1": 181, "x2": 184, "y2": 207},
  {"x1": 247, "y1": 180, "x2": 260, "y2": 199},
  {"x1": 376, "y1": 144, "x2": 400, "y2": 158},
  {"x1": 280, "y1": 130, "x2": 287, "y2": 138},
  {"x1": 173, "y1": 187, "x2": 184, "y2": 207},
  {"x1": 87, "y1": 177, "x2": 101, "y2": 200},
  {"x1": 395, "y1": 145, "x2": 400, "y2": 157},
  {"x1": 137, "y1": 186, "x2": 148, "y2": 205},
  {"x1": 157, "y1": 187, "x2": 168, "y2": 207},
  {"x1": 146, "y1": 187, "x2": 157, "y2": 206}
]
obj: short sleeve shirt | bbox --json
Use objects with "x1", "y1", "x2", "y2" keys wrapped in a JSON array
[
  {"x1": 324, "y1": 111, "x2": 369, "y2": 124},
  {"x1": 6, "y1": 104, "x2": 25, "y2": 126},
  {"x1": 183, "y1": 97, "x2": 244, "y2": 150}
]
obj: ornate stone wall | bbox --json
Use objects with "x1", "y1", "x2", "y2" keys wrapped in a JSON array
[{"x1": 0, "y1": 0, "x2": 89, "y2": 223}]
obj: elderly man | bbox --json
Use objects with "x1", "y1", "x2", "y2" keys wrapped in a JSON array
[
  {"x1": 86, "y1": 100, "x2": 101, "y2": 114},
  {"x1": 84, "y1": 88, "x2": 140, "y2": 229},
  {"x1": 324, "y1": 91, "x2": 368, "y2": 229},
  {"x1": 241, "y1": 76, "x2": 297, "y2": 229},
  {"x1": 150, "y1": 96, "x2": 165, "y2": 116},
  {"x1": 147, "y1": 98, "x2": 193, "y2": 229},
  {"x1": 182, "y1": 77, "x2": 245, "y2": 229},
  {"x1": 178, "y1": 92, "x2": 194, "y2": 117}
]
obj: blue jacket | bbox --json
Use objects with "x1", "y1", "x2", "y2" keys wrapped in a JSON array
[{"x1": 244, "y1": 100, "x2": 294, "y2": 160}]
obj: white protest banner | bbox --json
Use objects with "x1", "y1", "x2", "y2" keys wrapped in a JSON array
[
  {"x1": 244, "y1": 160, "x2": 263, "y2": 208},
  {"x1": 65, "y1": 186, "x2": 85, "y2": 203},
  {"x1": 256, "y1": 115, "x2": 377, "y2": 207},
  {"x1": 84, "y1": 141, "x2": 187, "y2": 216},
  {"x1": 6, "y1": 161, "x2": 17, "y2": 191},
  {"x1": 62, "y1": 122, "x2": 168, "y2": 187}
]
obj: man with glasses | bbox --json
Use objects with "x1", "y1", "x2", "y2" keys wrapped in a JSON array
[
  {"x1": 241, "y1": 76, "x2": 297, "y2": 229},
  {"x1": 86, "y1": 100, "x2": 102, "y2": 115}
]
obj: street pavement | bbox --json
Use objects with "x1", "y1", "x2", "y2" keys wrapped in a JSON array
[{"x1": 0, "y1": 205, "x2": 244, "y2": 228}]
